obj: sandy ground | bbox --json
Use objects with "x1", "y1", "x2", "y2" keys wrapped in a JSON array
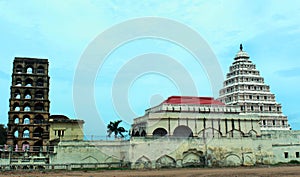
[{"x1": 1, "y1": 166, "x2": 300, "y2": 177}]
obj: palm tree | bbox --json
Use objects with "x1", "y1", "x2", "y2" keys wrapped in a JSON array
[{"x1": 107, "y1": 120, "x2": 127, "y2": 138}]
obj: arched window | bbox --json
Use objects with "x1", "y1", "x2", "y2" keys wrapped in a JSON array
[
  {"x1": 15, "y1": 78, "x2": 22, "y2": 86},
  {"x1": 37, "y1": 66, "x2": 44, "y2": 74},
  {"x1": 141, "y1": 130, "x2": 146, "y2": 136},
  {"x1": 23, "y1": 129, "x2": 30, "y2": 138},
  {"x1": 153, "y1": 128, "x2": 168, "y2": 136},
  {"x1": 22, "y1": 141, "x2": 30, "y2": 152},
  {"x1": 25, "y1": 78, "x2": 33, "y2": 87},
  {"x1": 34, "y1": 115, "x2": 44, "y2": 124},
  {"x1": 34, "y1": 103, "x2": 44, "y2": 111},
  {"x1": 33, "y1": 127, "x2": 43, "y2": 137},
  {"x1": 16, "y1": 65, "x2": 23, "y2": 73},
  {"x1": 173, "y1": 125, "x2": 193, "y2": 137},
  {"x1": 14, "y1": 117, "x2": 19, "y2": 124},
  {"x1": 35, "y1": 90, "x2": 44, "y2": 99},
  {"x1": 24, "y1": 90, "x2": 31, "y2": 99},
  {"x1": 24, "y1": 103, "x2": 31, "y2": 112},
  {"x1": 26, "y1": 67, "x2": 33, "y2": 74},
  {"x1": 14, "y1": 130, "x2": 19, "y2": 138},
  {"x1": 24, "y1": 106, "x2": 30, "y2": 111},
  {"x1": 14, "y1": 90, "x2": 21, "y2": 99},
  {"x1": 36, "y1": 78, "x2": 43, "y2": 87},
  {"x1": 23, "y1": 115, "x2": 30, "y2": 124},
  {"x1": 13, "y1": 103, "x2": 20, "y2": 111}
]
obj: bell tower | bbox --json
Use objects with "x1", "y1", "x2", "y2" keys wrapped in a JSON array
[{"x1": 6, "y1": 57, "x2": 50, "y2": 151}]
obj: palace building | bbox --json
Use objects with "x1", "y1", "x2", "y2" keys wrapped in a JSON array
[
  {"x1": 132, "y1": 96, "x2": 261, "y2": 139},
  {"x1": 1, "y1": 45, "x2": 299, "y2": 169}
]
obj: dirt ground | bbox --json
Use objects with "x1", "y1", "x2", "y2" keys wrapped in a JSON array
[{"x1": 1, "y1": 166, "x2": 300, "y2": 177}]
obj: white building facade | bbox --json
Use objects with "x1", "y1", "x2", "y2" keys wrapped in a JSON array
[{"x1": 132, "y1": 96, "x2": 261, "y2": 139}]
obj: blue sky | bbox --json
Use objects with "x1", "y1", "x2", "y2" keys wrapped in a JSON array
[{"x1": 0, "y1": 0, "x2": 299, "y2": 137}]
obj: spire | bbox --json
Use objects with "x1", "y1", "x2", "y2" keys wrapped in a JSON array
[{"x1": 234, "y1": 43, "x2": 249, "y2": 60}]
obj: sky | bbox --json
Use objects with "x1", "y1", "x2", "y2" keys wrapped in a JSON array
[{"x1": 0, "y1": 0, "x2": 300, "y2": 137}]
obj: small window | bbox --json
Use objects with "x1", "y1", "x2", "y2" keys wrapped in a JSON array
[
  {"x1": 23, "y1": 117, "x2": 30, "y2": 124},
  {"x1": 16, "y1": 65, "x2": 23, "y2": 73},
  {"x1": 34, "y1": 103, "x2": 44, "y2": 111},
  {"x1": 284, "y1": 152, "x2": 289, "y2": 159},
  {"x1": 24, "y1": 90, "x2": 31, "y2": 99},
  {"x1": 257, "y1": 96, "x2": 259, "y2": 100},
  {"x1": 36, "y1": 79, "x2": 43, "y2": 87},
  {"x1": 26, "y1": 67, "x2": 33, "y2": 74},
  {"x1": 15, "y1": 79, "x2": 22, "y2": 86},
  {"x1": 14, "y1": 106, "x2": 20, "y2": 111},
  {"x1": 24, "y1": 106, "x2": 31, "y2": 111},
  {"x1": 14, "y1": 90, "x2": 21, "y2": 99},
  {"x1": 296, "y1": 152, "x2": 299, "y2": 158},
  {"x1": 25, "y1": 94, "x2": 31, "y2": 99},
  {"x1": 251, "y1": 106, "x2": 254, "y2": 111},
  {"x1": 37, "y1": 66, "x2": 44, "y2": 74},
  {"x1": 263, "y1": 120, "x2": 266, "y2": 126},
  {"x1": 35, "y1": 91, "x2": 44, "y2": 99},
  {"x1": 273, "y1": 120, "x2": 276, "y2": 126},
  {"x1": 14, "y1": 130, "x2": 19, "y2": 138},
  {"x1": 249, "y1": 95, "x2": 252, "y2": 99},
  {"x1": 25, "y1": 79, "x2": 33, "y2": 87},
  {"x1": 34, "y1": 115, "x2": 44, "y2": 124},
  {"x1": 23, "y1": 130, "x2": 30, "y2": 138},
  {"x1": 15, "y1": 93, "x2": 21, "y2": 99},
  {"x1": 14, "y1": 118, "x2": 19, "y2": 124}
]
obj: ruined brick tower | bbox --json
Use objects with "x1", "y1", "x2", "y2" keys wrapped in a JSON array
[{"x1": 6, "y1": 57, "x2": 50, "y2": 151}]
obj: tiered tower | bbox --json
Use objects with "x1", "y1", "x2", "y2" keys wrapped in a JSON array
[
  {"x1": 6, "y1": 57, "x2": 50, "y2": 151},
  {"x1": 219, "y1": 44, "x2": 290, "y2": 130}
]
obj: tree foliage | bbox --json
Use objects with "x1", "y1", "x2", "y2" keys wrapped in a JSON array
[
  {"x1": 0, "y1": 124, "x2": 7, "y2": 145},
  {"x1": 107, "y1": 120, "x2": 127, "y2": 138}
]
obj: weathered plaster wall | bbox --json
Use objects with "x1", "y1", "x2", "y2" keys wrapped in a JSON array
[{"x1": 50, "y1": 135, "x2": 276, "y2": 168}]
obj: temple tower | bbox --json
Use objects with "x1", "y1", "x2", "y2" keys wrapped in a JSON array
[
  {"x1": 6, "y1": 57, "x2": 50, "y2": 151},
  {"x1": 219, "y1": 44, "x2": 290, "y2": 130}
]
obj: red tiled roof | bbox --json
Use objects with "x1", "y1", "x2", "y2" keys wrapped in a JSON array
[{"x1": 163, "y1": 96, "x2": 225, "y2": 105}]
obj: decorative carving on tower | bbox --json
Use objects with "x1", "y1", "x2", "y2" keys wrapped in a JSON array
[
  {"x1": 219, "y1": 44, "x2": 290, "y2": 130},
  {"x1": 6, "y1": 57, "x2": 50, "y2": 151}
]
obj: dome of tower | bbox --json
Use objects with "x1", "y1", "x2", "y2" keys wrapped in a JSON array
[{"x1": 234, "y1": 44, "x2": 249, "y2": 60}]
